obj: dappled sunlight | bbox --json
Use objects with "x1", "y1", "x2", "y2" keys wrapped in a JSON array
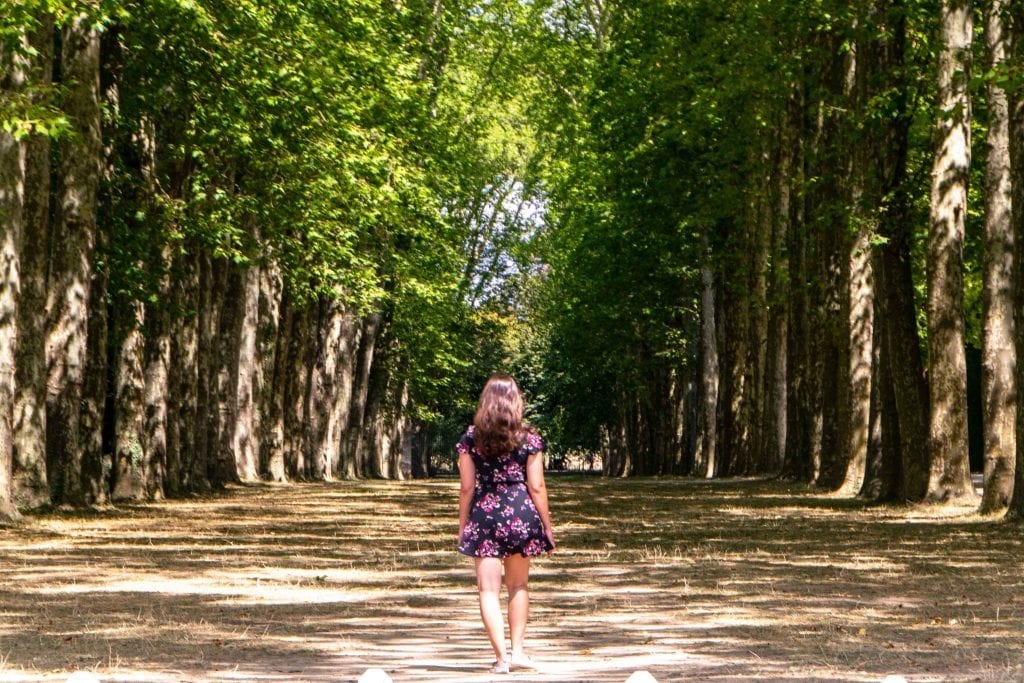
[{"x1": 1, "y1": 477, "x2": 1023, "y2": 681}]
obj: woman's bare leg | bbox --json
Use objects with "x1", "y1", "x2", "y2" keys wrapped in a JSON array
[
  {"x1": 475, "y1": 557, "x2": 507, "y2": 662},
  {"x1": 503, "y1": 554, "x2": 531, "y2": 654}
]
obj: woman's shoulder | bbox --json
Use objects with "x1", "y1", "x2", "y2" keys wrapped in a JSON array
[
  {"x1": 456, "y1": 425, "x2": 476, "y2": 454},
  {"x1": 519, "y1": 426, "x2": 544, "y2": 456}
]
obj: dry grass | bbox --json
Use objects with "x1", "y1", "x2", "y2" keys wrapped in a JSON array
[{"x1": 0, "y1": 476, "x2": 1022, "y2": 682}]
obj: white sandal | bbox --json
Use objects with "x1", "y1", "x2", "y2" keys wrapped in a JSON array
[
  {"x1": 490, "y1": 659, "x2": 510, "y2": 674},
  {"x1": 510, "y1": 651, "x2": 536, "y2": 671}
]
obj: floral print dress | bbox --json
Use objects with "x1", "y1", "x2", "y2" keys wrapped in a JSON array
[{"x1": 458, "y1": 426, "x2": 554, "y2": 558}]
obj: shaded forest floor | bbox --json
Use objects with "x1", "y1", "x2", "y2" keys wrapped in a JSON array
[{"x1": 0, "y1": 476, "x2": 1022, "y2": 682}]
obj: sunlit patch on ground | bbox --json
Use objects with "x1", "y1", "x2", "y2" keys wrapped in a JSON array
[{"x1": 0, "y1": 476, "x2": 1022, "y2": 682}]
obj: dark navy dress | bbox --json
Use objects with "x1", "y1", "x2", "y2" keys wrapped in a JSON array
[{"x1": 458, "y1": 426, "x2": 554, "y2": 558}]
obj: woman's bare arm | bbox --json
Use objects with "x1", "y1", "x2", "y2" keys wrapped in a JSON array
[
  {"x1": 458, "y1": 451, "x2": 476, "y2": 538},
  {"x1": 526, "y1": 452, "x2": 554, "y2": 550}
]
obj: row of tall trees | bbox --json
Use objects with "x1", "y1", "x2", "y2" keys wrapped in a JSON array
[
  {"x1": 527, "y1": 0, "x2": 1024, "y2": 512},
  {"x1": 0, "y1": 0, "x2": 544, "y2": 516},
  {"x1": 8, "y1": 0, "x2": 1024, "y2": 516}
]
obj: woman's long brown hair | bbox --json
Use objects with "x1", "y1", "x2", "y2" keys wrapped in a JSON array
[{"x1": 473, "y1": 373, "x2": 525, "y2": 458}]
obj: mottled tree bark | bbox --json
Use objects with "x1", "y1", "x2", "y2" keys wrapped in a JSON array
[
  {"x1": 112, "y1": 301, "x2": 147, "y2": 501},
  {"x1": 0, "y1": 31, "x2": 27, "y2": 518},
  {"x1": 212, "y1": 263, "x2": 244, "y2": 485},
  {"x1": 694, "y1": 233, "x2": 719, "y2": 479},
  {"x1": 926, "y1": 0, "x2": 975, "y2": 502},
  {"x1": 47, "y1": 10, "x2": 102, "y2": 505},
  {"x1": 745, "y1": 189, "x2": 770, "y2": 475},
  {"x1": 979, "y1": 0, "x2": 1015, "y2": 514},
  {"x1": 1009, "y1": 17, "x2": 1024, "y2": 519},
  {"x1": 12, "y1": 14, "x2": 53, "y2": 510},
  {"x1": 339, "y1": 312, "x2": 381, "y2": 478},
  {"x1": 762, "y1": 142, "x2": 789, "y2": 474},
  {"x1": 231, "y1": 260, "x2": 260, "y2": 482},
  {"x1": 873, "y1": 0, "x2": 930, "y2": 501},
  {"x1": 782, "y1": 83, "x2": 816, "y2": 483},
  {"x1": 282, "y1": 301, "x2": 313, "y2": 478},
  {"x1": 815, "y1": 32, "x2": 857, "y2": 492},
  {"x1": 167, "y1": 247, "x2": 200, "y2": 494},
  {"x1": 264, "y1": 294, "x2": 291, "y2": 482},
  {"x1": 862, "y1": 284, "x2": 903, "y2": 502},
  {"x1": 307, "y1": 296, "x2": 357, "y2": 480},
  {"x1": 255, "y1": 260, "x2": 282, "y2": 480},
  {"x1": 142, "y1": 245, "x2": 172, "y2": 498}
]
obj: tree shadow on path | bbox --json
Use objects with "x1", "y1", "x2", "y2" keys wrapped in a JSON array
[{"x1": 0, "y1": 477, "x2": 1021, "y2": 682}]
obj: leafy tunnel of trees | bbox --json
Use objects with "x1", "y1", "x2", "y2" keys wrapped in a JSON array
[{"x1": 2, "y1": 0, "x2": 1024, "y2": 517}]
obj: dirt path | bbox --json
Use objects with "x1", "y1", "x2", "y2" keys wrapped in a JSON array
[{"x1": 0, "y1": 476, "x2": 1021, "y2": 682}]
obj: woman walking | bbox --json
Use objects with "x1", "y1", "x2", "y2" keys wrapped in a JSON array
[{"x1": 458, "y1": 373, "x2": 555, "y2": 674}]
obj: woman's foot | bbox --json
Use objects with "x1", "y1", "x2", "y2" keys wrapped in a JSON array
[
  {"x1": 489, "y1": 658, "x2": 510, "y2": 674},
  {"x1": 510, "y1": 651, "x2": 537, "y2": 671}
]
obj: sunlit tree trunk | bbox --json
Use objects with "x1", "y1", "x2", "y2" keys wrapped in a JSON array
[
  {"x1": 863, "y1": 282, "x2": 903, "y2": 501},
  {"x1": 694, "y1": 232, "x2": 718, "y2": 479},
  {"x1": 283, "y1": 300, "x2": 313, "y2": 478},
  {"x1": 979, "y1": 0, "x2": 1015, "y2": 514},
  {"x1": 256, "y1": 264, "x2": 283, "y2": 480},
  {"x1": 837, "y1": 16, "x2": 876, "y2": 496},
  {"x1": 210, "y1": 258, "x2": 256, "y2": 485},
  {"x1": 875, "y1": 1, "x2": 930, "y2": 502},
  {"x1": 112, "y1": 300, "x2": 146, "y2": 501},
  {"x1": 265, "y1": 293, "x2": 291, "y2": 482},
  {"x1": 926, "y1": 0, "x2": 975, "y2": 502},
  {"x1": 0, "y1": 31, "x2": 27, "y2": 518},
  {"x1": 340, "y1": 312, "x2": 381, "y2": 478},
  {"x1": 13, "y1": 14, "x2": 53, "y2": 510},
  {"x1": 231, "y1": 259, "x2": 260, "y2": 482},
  {"x1": 307, "y1": 297, "x2": 357, "y2": 480},
  {"x1": 1009, "y1": 18, "x2": 1024, "y2": 519},
  {"x1": 47, "y1": 9, "x2": 102, "y2": 505},
  {"x1": 108, "y1": 46, "x2": 152, "y2": 500}
]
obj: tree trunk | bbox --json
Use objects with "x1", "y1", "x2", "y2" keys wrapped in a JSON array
[
  {"x1": 143, "y1": 245, "x2": 172, "y2": 498},
  {"x1": 694, "y1": 233, "x2": 719, "y2": 479},
  {"x1": 871, "y1": 1, "x2": 930, "y2": 502},
  {"x1": 926, "y1": 0, "x2": 975, "y2": 502},
  {"x1": 762, "y1": 143, "x2": 789, "y2": 474},
  {"x1": 231, "y1": 261, "x2": 260, "y2": 482},
  {"x1": 837, "y1": 26, "x2": 875, "y2": 496},
  {"x1": 842, "y1": 224, "x2": 874, "y2": 494},
  {"x1": 717, "y1": 225, "x2": 751, "y2": 477},
  {"x1": 340, "y1": 312, "x2": 381, "y2": 478},
  {"x1": 747, "y1": 187, "x2": 770, "y2": 474},
  {"x1": 782, "y1": 84, "x2": 816, "y2": 483},
  {"x1": 1009, "y1": 17, "x2": 1024, "y2": 519},
  {"x1": 979, "y1": 0, "x2": 1015, "y2": 514},
  {"x1": 0, "y1": 32, "x2": 27, "y2": 519},
  {"x1": 191, "y1": 249, "x2": 220, "y2": 490},
  {"x1": 111, "y1": 301, "x2": 147, "y2": 501},
  {"x1": 283, "y1": 300, "x2": 313, "y2": 478},
  {"x1": 255, "y1": 260, "x2": 282, "y2": 479},
  {"x1": 12, "y1": 14, "x2": 53, "y2": 510},
  {"x1": 862, "y1": 280, "x2": 903, "y2": 501},
  {"x1": 307, "y1": 296, "x2": 357, "y2": 480},
  {"x1": 47, "y1": 11, "x2": 102, "y2": 506},
  {"x1": 265, "y1": 293, "x2": 292, "y2": 482},
  {"x1": 814, "y1": 31, "x2": 856, "y2": 491},
  {"x1": 212, "y1": 262, "x2": 243, "y2": 485},
  {"x1": 167, "y1": 246, "x2": 200, "y2": 494}
]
